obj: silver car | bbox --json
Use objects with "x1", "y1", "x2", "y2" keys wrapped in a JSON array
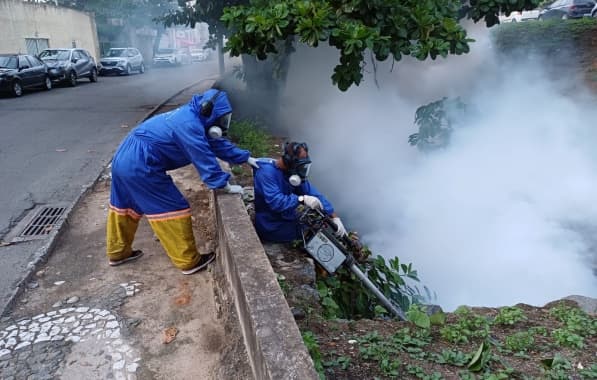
[
  {"x1": 39, "y1": 48, "x2": 98, "y2": 86},
  {"x1": 99, "y1": 48, "x2": 145, "y2": 76}
]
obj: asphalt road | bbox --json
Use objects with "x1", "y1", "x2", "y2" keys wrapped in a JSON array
[{"x1": 0, "y1": 61, "x2": 219, "y2": 313}]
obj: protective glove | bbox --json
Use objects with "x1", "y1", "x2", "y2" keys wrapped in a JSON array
[
  {"x1": 224, "y1": 182, "x2": 244, "y2": 194},
  {"x1": 246, "y1": 156, "x2": 260, "y2": 169},
  {"x1": 301, "y1": 195, "x2": 323, "y2": 210},
  {"x1": 332, "y1": 217, "x2": 348, "y2": 237}
]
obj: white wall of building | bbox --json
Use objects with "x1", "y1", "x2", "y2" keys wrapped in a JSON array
[{"x1": 0, "y1": 0, "x2": 100, "y2": 60}]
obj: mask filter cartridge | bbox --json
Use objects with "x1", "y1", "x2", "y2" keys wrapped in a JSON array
[
  {"x1": 208, "y1": 126, "x2": 223, "y2": 139},
  {"x1": 288, "y1": 174, "x2": 302, "y2": 187}
]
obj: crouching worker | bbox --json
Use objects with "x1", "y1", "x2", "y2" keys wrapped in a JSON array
[
  {"x1": 253, "y1": 141, "x2": 347, "y2": 242},
  {"x1": 106, "y1": 89, "x2": 260, "y2": 274}
]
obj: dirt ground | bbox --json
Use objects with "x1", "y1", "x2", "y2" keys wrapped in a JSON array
[
  {"x1": 1, "y1": 164, "x2": 251, "y2": 379},
  {"x1": 297, "y1": 301, "x2": 596, "y2": 380}
]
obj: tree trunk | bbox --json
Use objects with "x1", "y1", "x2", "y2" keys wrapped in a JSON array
[
  {"x1": 217, "y1": 32, "x2": 225, "y2": 75},
  {"x1": 153, "y1": 25, "x2": 165, "y2": 55}
]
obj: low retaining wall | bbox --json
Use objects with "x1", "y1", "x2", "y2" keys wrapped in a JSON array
[{"x1": 214, "y1": 191, "x2": 319, "y2": 380}]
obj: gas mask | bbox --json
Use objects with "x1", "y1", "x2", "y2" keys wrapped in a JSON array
[
  {"x1": 283, "y1": 142, "x2": 312, "y2": 186},
  {"x1": 287, "y1": 158, "x2": 311, "y2": 186},
  {"x1": 207, "y1": 112, "x2": 232, "y2": 139}
]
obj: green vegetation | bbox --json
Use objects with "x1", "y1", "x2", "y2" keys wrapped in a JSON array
[
  {"x1": 493, "y1": 18, "x2": 597, "y2": 53},
  {"x1": 440, "y1": 307, "x2": 491, "y2": 344},
  {"x1": 316, "y1": 255, "x2": 426, "y2": 320},
  {"x1": 276, "y1": 274, "x2": 291, "y2": 296},
  {"x1": 323, "y1": 354, "x2": 351, "y2": 371},
  {"x1": 302, "y1": 330, "x2": 325, "y2": 379},
  {"x1": 493, "y1": 306, "x2": 527, "y2": 326},
  {"x1": 430, "y1": 349, "x2": 470, "y2": 367},
  {"x1": 503, "y1": 331, "x2": 535, "y2": 353},
  {"x1": 408, "y1": 97, "x2": 468, "y2": 152},
  {"x1": 548, "y1": 302, "x2": 596, "y2": 349},
  {"x1": 221, "y1": 0, "x2": 540, "y2": 91},
  {"x1": 228, "y1": 119, "x2": 273, "y2": 158},
  {"x1": 300, "y1": 301, "x2": 596, "y2": 379}
]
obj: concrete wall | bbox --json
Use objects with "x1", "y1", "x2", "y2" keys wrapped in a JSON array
[
  {"x1": 215, "y1": 191, "x2": 319, "y2": 380},
  {"x1": 0, "y1": 0, "x2": 100, "y2": 61}
]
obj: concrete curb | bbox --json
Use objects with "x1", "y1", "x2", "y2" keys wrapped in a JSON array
[
  {"x1": 215, "y1": 192, "x2": 319, "y2": 380},
  {"x1": 0, "y1": 78, "x2": 216, "y2": 317}
]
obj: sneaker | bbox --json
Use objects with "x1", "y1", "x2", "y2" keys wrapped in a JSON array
[
  {"x1": 109, "y1": 250, "x2": 144, "y2": 267},
  {"x1": 181, "y1": 252, "x2": 216, "y2": 275}
]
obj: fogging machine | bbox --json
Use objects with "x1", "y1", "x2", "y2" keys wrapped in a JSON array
[{"x1": 299, "y1": 206, "x2": 406, "y2": 320}]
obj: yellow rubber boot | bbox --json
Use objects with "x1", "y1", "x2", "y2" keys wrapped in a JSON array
[
  {"x1": 148, "y1": 212, "x2": 200, "y2": 270},
  {"x1": 106, "y1": 208, "x2": 140, "y2": 261}
]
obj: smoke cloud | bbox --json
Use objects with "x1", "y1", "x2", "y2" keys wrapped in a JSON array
[{"x1": 279, "y1": 23, "x2": 597, "y2": 310}]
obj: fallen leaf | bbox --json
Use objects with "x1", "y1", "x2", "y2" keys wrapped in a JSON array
[
  {"x1": 174, "y1": 281, "x2": 192, "y2": 306},
  {"x1": 55, "y1": 148, "x2": 67, "y2": 152},
  {"x1": 163, "y1": 326, "x2": 178, "y2": 344}
]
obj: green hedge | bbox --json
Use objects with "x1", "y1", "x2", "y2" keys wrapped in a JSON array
[{"x1": 492, "y1": 18, "x2": 597, "y2": 53}]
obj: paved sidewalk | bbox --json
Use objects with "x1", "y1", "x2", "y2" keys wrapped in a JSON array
[{"x1": 0, "y1": 81, "x2": 250, "y2": 380}]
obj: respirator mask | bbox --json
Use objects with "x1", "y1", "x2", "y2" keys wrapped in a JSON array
[
  {"x1": 283, "y1": 142, "x2": 312, "y2": 186},
  {"x1": 207, "y1": 112, "x2": 232, "y2": 138},
  {"x1": 199, "y1": 89, "x2": 232, "y2": 138}
]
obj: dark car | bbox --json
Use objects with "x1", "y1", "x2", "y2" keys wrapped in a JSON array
[
  {"x1": 538, "y1": 0, "x2": 595, "y2": 19},
  {"x1": 38, "y1": 48, "x2": 98, "y2": 86},
  {"x1": 0, "y1": 54, "x2": 51, "y2": 97}
]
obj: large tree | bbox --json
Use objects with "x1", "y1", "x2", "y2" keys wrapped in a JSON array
[
  {"x1": 57, "y1": 0, "x2": 177, "y2": 54},
  {"x1": 159, "y1": 0, "x2": 248, "y2": 75},
  {"x1": 221, "y1": 0, "x2": 541, "y2": 91}
]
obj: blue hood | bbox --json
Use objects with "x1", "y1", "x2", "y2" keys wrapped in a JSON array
[{"x1": 189, "y1": 89, "x2": 232, "y2": 126}]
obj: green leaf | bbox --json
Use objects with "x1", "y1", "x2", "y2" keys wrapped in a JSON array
[
  {"x1": 467, "y1": 341, "x2": 486, "y2": 372},
  {"x1": 407, "y1": 308, "x2": 430, "y2": 329},
  {"x1": 374, "y1": 305, "x2": 388, "y2": 316},
  {"x1": 429, "y1": 311, "x2": 446, "y2": 326}
]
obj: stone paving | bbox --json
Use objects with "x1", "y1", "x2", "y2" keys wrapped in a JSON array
[{"x1": 0, "y1": 282, "x2": 142, "y2": 380}]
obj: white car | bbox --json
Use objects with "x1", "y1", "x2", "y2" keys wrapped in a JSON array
[
  {"x1": 190, "y1": 48, "x2": 208, "y2": 62},
  {"x1": 499, "y1": 9, "x2": 540, "y2": 22},
  {"x1": 152, "y1": 48, "x2": 184, "y2": 66}
]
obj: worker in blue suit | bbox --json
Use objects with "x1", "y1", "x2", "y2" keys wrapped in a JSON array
[
  {"x1": 106, "y1": 89, "x2": 260, "y2": 274},
  {"x1": 253, "y1": 141, "x2": 347, "y2": 242}
]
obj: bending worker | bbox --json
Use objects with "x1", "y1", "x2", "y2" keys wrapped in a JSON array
[
  {"x1": 253, "y1": 141, "x2": 347, "y2": 242},
  {"x1": 106, "y1": 88, "x2": 259, "y2": 275}
]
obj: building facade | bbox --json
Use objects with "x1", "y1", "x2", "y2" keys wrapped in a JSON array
[{"x1": 0, "y1": 0, "x2": 100, "y2": 60}]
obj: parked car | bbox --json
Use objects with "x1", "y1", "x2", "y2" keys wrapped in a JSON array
[
  {"x1": 38, "y1": 48, "x2": 98, "y2": 86},
  {"x1": 99, "y1": 48, "x2": 145, "y2": 76},
  {"x1": 177, "y1": 48, "x2": 192, "y2": 65},
  {"x1": 538, "y1": 0, "x2": 595, "y2": 19},
  {"x1": 190, "y1": 48, "x2": 207, "y2": 62},
  {"x1": 0, "y1": 54, "x2": 51, "y2": 97},
  {"x1": 152, "y1": 48, "x2": 184, "y2": 66},
  {"x1": 499, "y1": 10, "x2": 540, "y2": 22},
  {"x1": 592, "y1": 2, "x2": 597, "y2": 16}
]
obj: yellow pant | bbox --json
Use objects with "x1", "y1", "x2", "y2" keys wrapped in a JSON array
[{"x1": 106, "y1": 206, "x2": 200, "y2": 270}]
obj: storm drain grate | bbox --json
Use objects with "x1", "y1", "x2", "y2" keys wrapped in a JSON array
[{"x1": 19, "y1": 206, "x2": 66, "y2": 238}]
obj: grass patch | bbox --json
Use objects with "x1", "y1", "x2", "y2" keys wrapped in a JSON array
[{"x1": 228, "y1": 119, "x2": 273, "y2": 158}]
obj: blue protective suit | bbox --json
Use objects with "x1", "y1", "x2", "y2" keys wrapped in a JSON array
[
  {"x1": 110, "y1": 89, "x2": 249, "y2": 215},
  {"x1": 253, "y1": 159, "x2": 334, "y2": 242}
]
